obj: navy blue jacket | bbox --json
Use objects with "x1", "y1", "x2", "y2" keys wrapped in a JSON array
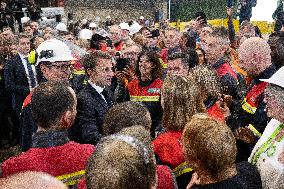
[{"x1": 68, "y1": 83, "x2": 114, "y2": 145}]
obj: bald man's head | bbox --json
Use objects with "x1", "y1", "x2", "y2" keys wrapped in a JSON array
[
  {"x1": 238, "y1": 37, "x2": 272, "y2": 77},
  {"x1": 1, "y1": 171, "x2": 67, "y2": 189}
]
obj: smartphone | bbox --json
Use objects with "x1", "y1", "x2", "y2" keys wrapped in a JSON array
[
  {"x1": 148, "y1": 29, "x2": 160, "y2": 38},
  {"x1": 115, "y1": 58, "x2": 130, "y2": 72}
]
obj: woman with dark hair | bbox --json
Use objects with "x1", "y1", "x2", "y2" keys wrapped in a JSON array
[
  {"x1": 115, "y1": 50, "x2": 163, "y2": 138},
  {"x1": 195, "y1": 48, "x2": 207, "y2": 65},
  {"x1": 179, "y1": 32, "x2": 196, "y2": 51}
]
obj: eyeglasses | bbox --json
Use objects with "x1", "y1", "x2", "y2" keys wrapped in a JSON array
[{"x1": 47, "y1": 63, "x2": 71, "y2": 71}]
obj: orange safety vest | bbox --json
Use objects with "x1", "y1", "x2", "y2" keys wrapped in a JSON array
[{"x1": 128, "y1": 78, "x2": 163, "y2": 102}]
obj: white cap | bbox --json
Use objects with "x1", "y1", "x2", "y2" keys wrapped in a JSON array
[
  {"x1": 55, "y1": 23, "x2": 68, "y2": 32},
  {"x1": 260, "y1": 67, "x2": 284, "y2": 88},
  {"x1": 21, "y1": 17, "x2": 30, "y2": 24},
  {"x1": 89, "y1": 22, "x2": 97, "y2": 28},
  {"x1": 36, "y1": 39, "x2": 76, "y2": 65},
  {"x1": 119, "y1": 22, "x2": 130, "y2": 31},
  {"x1": 139, "y1": 16, "x2": 144, "y2": 20},
  {"x1": 79, "y1": 29, "x2": 93, "y2": 40},
  {"x1": 129, "y1": 22, "x2": 142, "y2": 35}
]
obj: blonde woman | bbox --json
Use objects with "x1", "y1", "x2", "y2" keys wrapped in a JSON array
[
  {"x1": 182, "y1": 114, "x2": 262, "y2": 189},
  {"x1": 86, "y1": 126, "x2": 157, "y2": 189},
  {"x1": 153, "y1": 75, "x2": 205, "y2": 189}
]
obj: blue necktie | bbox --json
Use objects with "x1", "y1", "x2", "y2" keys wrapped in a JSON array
[{"x1": 25, "y1": 57, "x2": 37, "y2": 88}]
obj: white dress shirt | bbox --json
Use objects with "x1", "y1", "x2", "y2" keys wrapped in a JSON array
[
  {"x1": 19, "y1": 53, "x2": 38, "y2": 89},
  {"x1": 88, "y1": 80, "x2": 106, "y2": 103}
]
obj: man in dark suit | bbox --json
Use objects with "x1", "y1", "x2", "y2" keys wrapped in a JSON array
[
  {"x1": 4, "y1": 34, "x2": 37, "y2": 119},
  {"x1": 4, "y1": 34, "x2": 37, "y2": 145},
  {"x1": 68, "y1": 51, "x2": 114, "y2": 145}
]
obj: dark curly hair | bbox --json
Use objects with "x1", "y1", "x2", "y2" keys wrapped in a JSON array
[{"x1": 136, "y1": 49, "x2": 163, "y2": 80}]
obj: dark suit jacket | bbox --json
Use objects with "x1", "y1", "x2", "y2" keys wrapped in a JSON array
[
  {"x1": 4, "y1": 54, "x2": 30, "y2": 116},
  {"x1": 68, "y1": 83, "x2": 114, "y2": 145}
]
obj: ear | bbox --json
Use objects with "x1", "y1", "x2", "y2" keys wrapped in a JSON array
[
  {"x1": 60, "y1": 110, "x2": 73, "y2": 130},
  {"x1": 40, "y1": 64, "x2": 48, "y2": 75}
]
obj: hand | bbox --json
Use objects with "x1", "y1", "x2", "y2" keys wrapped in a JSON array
[
  {"x1": 216, "y1": 99, "x2": 231, "y2": 119},
  {"x1": 115, "y1": 70, "x2": 126, "y2": 85},
  {"x1": 227, "y1": 7, "x2": 234, "y2": 17},
  {"x1": 278, "y1": 151, "x2": 284, "y2": 165},
  {"x1": 143, "y1": 30, "x2": 152, "y2": 38},
  {"x1": 0, "y1": 64, "x2": 4, "y2": 71},
  {"x1": 281, "y1": 26, "x2": 284, "y2": 32},
  {"x1": 223, "y1": 95, "x2": 232, "y2": 107},
  {"x1": 121, "y1": 65, "x2": 135, "y2": 81},
  {"x1": 186, "y1": 172, "x2": 200, "y2": 189},
  {"x1": 235, "y1": 126, "x2": 256, "y2": 144},
  {"x1": 195, "y1": 16, "x2": 205, "y2": 26}
]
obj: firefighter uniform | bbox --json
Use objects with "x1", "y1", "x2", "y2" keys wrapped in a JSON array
[
  {"x1": 153, "y1": 131, "x2": 193, "y2": 189},
  {"x1": 1, "y1": 130, "x2": 95, "y2": 187},
  {"x1": 128, "y1": 78, "x2": 163, "y2": 137}
]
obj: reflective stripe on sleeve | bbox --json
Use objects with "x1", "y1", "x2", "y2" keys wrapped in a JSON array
[
  {"x1": 241, "y1": 98, "x2": 257, "y2": 114},
  {"x1": 56, "y1": 170, "x2": 86, "y2": 186},
  {"x1": 130, "y1": 95, "x2": 160, "y2": 102},
  {"x1": 248, "y1": 124, "x2": 262, "y2": 138},
  {"x1": 172, "y1": 162, "x2": 193, "y2": 177}
]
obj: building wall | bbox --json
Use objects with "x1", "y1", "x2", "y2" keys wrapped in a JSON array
[{"x1": 64, "y1": 0, "x2": 168, "y2": 22}]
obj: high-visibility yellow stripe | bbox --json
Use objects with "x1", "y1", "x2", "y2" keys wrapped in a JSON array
[
  {"x1": 56, "y1": 170, "x2": 85, "y2": 186},
  {"x1": 73, "y1": 70, "x2": 86, "y2": 75},
  {"x1": 248, "y1": 124, "x2": 262, "y2": 138},
  {"x1": 172, "y1": 162, "x2": 193, "y2": 177},
  {"x1": 242, "y1": 98, "x2": 257, "y2": 114},
  {"x1": 159, "y1": 58, "x2": 168, "y2": 69},
  {"x1": 130, "y1": 95, "x2": 160, "y2": 102}
]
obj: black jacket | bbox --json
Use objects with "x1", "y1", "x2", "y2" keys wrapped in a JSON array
[
  {"x1": 212, "y1": 58, "x2": 241, "y2": 101},
  {"x1": 4, "y1": 54, "x2": 30, "y2": 116},
  {"x1": 227, "y1": 64, "x2": 277, "y2": 162},
  {"x1": 192, "y1": 161, "x2": 261, "y2": 189},
  {"x1": 273, "y1": 2, "x2": 284, "y2": 32},
  {"x1": 68, "y1": 83, "x2": 114, "y2": 145},
  {"x1": 20, "y1": 80, "x2": 82, "y2": 152}
]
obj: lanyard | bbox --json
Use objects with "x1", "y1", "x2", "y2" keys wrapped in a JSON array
[{"x1": 251, "y1": 124, "x2": 284, "y2": 165}]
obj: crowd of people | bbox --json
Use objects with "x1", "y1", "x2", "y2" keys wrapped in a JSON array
[{"x1": 0, "y1": 1, "x2": 284, "y2": 189}]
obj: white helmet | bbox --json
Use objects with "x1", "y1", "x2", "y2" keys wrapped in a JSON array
[
  {"x1": 260, "y1": 66, "x2": 284, "y2": 88},
  {"x1": 139, "y1": 16, "x2": 145, "y2": 20},
  {"x1": 89, "y1": 22, "x2": 97, "y2": 28},
  {"x1": 129, "y1": 22, "x2": 142, "y2": 35},
  {"x1": 36, "y1": 39, "x2": 76, "y2": 65},
  {"x1": 21, "y1": 17, "x2": 30, "y2": 24},
  {"x1": 56, "y1": 23, "x2": 68, "y2": 32},
  {"x1": 119, "y1": 22, "x2": 130, "y2": 31},
  {"x1": 79, "y1": 29, "x2": 93, "y2": 40}
]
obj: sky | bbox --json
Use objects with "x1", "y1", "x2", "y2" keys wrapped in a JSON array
[{"x1": 251, "y1": 0, "x2": 278, "y2": 21}]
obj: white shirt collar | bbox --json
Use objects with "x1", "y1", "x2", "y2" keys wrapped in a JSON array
[{"x1": 88, "y1": 80, "x2": 105, "y2": 94}]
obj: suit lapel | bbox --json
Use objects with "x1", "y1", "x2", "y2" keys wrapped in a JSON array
[
  {"x1": 86, "y1": 84, "x2": 108, "y2": 110},
  {"x1": 15, "y1": 54, "x2": 27, "y2": 75}
]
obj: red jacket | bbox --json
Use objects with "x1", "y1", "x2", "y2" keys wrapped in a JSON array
[
  {"x1": 153, "y1": 131, "x2": 192, "y2": 176},
  {"x1": 1, "y1": 141, "x2": 95, "y2": 185}
]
